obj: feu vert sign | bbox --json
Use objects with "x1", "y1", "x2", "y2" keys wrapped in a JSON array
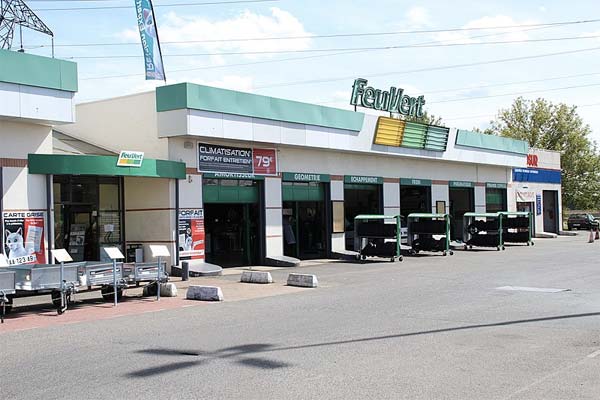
[
  {"x1": 350, "y1": 78, "x2": 426, "y2": 117},
  {"x1": 117, "y1": 151, "x2": 144, "y2": 167}
]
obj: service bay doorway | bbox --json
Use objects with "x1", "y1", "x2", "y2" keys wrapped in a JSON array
[
  {"x1": 202, "y1": 178, "x2": 262, "y2": 267},
  {"x1": 282, "y1": 179, "x2": 328, "y2": 260},
  {"x1": 449, "y1": 184, "x2": 475, "y2": 240},
  {"x1": 344, "y1": 182, "x2": 382, "y2": 250}
]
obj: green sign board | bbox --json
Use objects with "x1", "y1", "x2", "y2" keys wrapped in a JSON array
[
  {"x1": 203, "y1": 172, "x2": 265, "y2": 180},
  {"x1": 449, "y1": 181, "x2": 474, "y2": 188},
  {"x1": 282, "y1": 172, "x2": 330, "y2": 183},
  {"x1": 486, "y1": 182, "x2": 507, "y2": 189},
  {"x1": 350, "y1": 78, "x2": 426, "y2": 117},
  {"x1": 400, "y1": 178, "x2": 432, "y2": 187},
  {"x1": 344, "y1": 175, "x2": 383, "y2": 185}
]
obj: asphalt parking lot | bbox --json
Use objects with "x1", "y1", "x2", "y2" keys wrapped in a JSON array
[{"x1": 1, "y1": 234, "x2": 600, "y2": 399}]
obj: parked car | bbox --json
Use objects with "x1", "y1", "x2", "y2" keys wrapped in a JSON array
[{"x1": 567, "y1": 213, "x2": 599, "y2": 230}]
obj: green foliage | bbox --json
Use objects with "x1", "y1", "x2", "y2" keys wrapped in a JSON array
[
  {"x1": 394, "y1": 111, "x2": 444, "y2": 126},
  {"x1": 489, "y1": 97, "x2": 600, "y2": 210}
]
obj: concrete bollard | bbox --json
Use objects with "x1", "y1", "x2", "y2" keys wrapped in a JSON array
[
  {"x1": 240, "y1": 271, "x2": 273, "y2": 284},
  {"x1": 182, "y1": 261, "x2": 189, "y2": 281},
  {"x1": 160, "y1": 282, "x2": 178, "y2": 297},
  {"x1": 186, "y1": 285, "x2": 224, "y2": 301},
  {"x1": 287, "y1": 273, "x2": 318, "y2": 288}
]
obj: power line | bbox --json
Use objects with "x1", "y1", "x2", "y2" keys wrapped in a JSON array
[
  {"x1": 254, "y1": 46, "x2": 600, "y2": 90},
  {"x1": 32, "y1": 0, "x2": 278, "y2": 11},
  {"x1": 75, "y1": 25, "x2": 577, "y2": 81},
  {"x1": 60, "y1": 34, "x2": 600, "y2": 59},
  {"x1": 429, "y1": 82, "x2": 600, "y2": 104},
  {"x1": 438, "y1": 102, "x2": 600, "y2": 122},
  {"x1": 26, "y1": 18, "x2": 600, "y2": 48}
]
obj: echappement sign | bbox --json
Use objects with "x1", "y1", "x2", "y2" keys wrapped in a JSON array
[{"x1": 197, "y1": 143, "x2": 277, "y2": 175}]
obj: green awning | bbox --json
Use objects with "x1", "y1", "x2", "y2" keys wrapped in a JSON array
[{"x1": 28, "y1": 154, "x2": 186, "y2": 179}]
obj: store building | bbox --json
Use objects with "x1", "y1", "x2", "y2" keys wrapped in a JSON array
[
  {"x1": 2, "y1": 54, "x2": 561, "y2": 270},
  {"x1": 509, "y1": 148, "x2": 562, "y2": 235},
  {"x1": 53, "y1": 82, "x2": 538, "y2": 269}
]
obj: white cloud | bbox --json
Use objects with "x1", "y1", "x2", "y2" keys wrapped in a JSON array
[
  {"x1": 406, "y1": 6, "x2": 431, "y2": 27},
  {"x1": 538, "y1": 6, "x2": 547, "y2": 12},
  {"x1": 435, "y1": 15, "x2": 538, "y2": 44},
  {"x1": 122, "y1": 7, "x2": 311, "y2": 60}
]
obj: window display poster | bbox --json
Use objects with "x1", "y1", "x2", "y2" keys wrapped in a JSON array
[
  {"x1": 3, "y1": 211, "x2": 46, "y2": 265},
  {"x1": 178, "y1": 209, "x2": 205, "y2": 261}
]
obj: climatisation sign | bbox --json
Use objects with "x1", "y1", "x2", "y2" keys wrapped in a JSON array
[
  {"x1": 197, "y1": 143, "x2": 277, "y2": 175},
  {"x1": 117, "y1": 150, "x2": 144, "y2": 167},
  {"x1": 350, "y1": 78, "x2": 426, "y2": 117}
]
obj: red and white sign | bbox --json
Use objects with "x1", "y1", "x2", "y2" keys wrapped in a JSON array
[
  {"x1": 178, "y1": 209, "x2": 205, "y2": 261},
  {"x1": 3, "y1": 211, "x2": 46, "y2": 265},
  {"x1": 252, "y1": 148, "x2": 278, "y2": 175},
  {"x1": 527, "y1": 154, "x2": 538, "y2": 167}
]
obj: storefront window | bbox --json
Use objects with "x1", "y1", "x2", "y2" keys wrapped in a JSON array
[
  {"x1": 486, "y1": 188, "x2": 507, "y2": 213},
  {"x1": 53, "y1": 176, "x2": 123, "y2": 261}
]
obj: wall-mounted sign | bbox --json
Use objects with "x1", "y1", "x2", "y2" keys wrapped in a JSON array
[
  {"x1": 350, "y1": 78, "x2": 426, "y2": 117},
  {"x1": 202, "y1": 172, "x2": 265, "y2": 181},
  {"x1": 344, "y1": 175, "x2": 383, "y2": 185},
  {"x1": 449, "y1": 181, "x2": 474, "y2": 188},
  {"x1": 117, "y1": 150, "x2": 144, "y2": 167},
  {"x1": 197, "y1": 143, "x2": 277, "y2": 175},
  {"x1": 536, "y1": 194, "x2": 542, "y2": 216},
  {"x1": 486, "y1": 182, "x2": 507, "y2": 189},
  {"x1": 516, "y1": 190, "x2": 536, "y2": 203},
  {"x1": 513, "y1": 168, "x2": 561, "y2": 184},
  {"x1": 178, "y1": 209, "x2": 205, "y2": 261},
  {"x1": 527, "y1": 154, "x2": 538, "y2": 167},
  {"x1": 282, "y1": 172, "x2": 330, "y2": 183},
  {"x1": 401, "y1": 178, "x2": 432, "y2": 187},
  {"x1": 3, "y1": 211, "x2": 46, "y2": 265}
]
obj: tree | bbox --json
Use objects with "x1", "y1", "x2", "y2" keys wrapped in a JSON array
[
  {"x1": 488, "y1": 97, "x2": 600, "y2": 210},
  {"x1": 393, "y1": 111, "x2": 444, "y2": 126}
]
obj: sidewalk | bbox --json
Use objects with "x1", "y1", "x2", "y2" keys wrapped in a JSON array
[{"x1": 0, "y1": 263, "x2": 327, "y2": 334}]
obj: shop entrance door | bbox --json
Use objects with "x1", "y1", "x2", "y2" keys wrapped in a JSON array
[
  {"x1": 60, "y1": 204, "x2": 98, "y2": 262},
  {"x1": 449, "y1": 187, "x2": 474, "y2": 240},
  {"x1": 344, "y1": 184, "x2": 382, "y2": 250},
  {"x1": 517, "y1": 202, "x2": 535, "y2": 236},
  {"x1": 543, "y1": 190, "x2": 559, "y2": 233},
  {"x1": 282, "y1": 182, "x2": 327, "y2": 259},
  {"x1": 202, "y1": 178, "x2": 261, "y2": 267}
]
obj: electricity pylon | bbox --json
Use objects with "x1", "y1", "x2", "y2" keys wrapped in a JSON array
[{"x1": 0, "y1": 0, "x2": 53, "y2": 51}]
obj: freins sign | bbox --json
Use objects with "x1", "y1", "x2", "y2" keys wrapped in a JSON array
[{"x1": 350, "y1": 78, "x2": 426, "y2": 118}]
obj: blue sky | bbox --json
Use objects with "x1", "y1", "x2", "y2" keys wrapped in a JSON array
[{"x1": 21, "y1": 0, "x2": 600, "y2": 139}]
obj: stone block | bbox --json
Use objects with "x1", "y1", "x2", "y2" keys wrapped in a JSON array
[
  {"x1": 287, "y1": 273, "x2": 318, "y2": 288},
  {"x1": 160, "y1": 282, "x2": 178, "y2": 297},
  {"x1": 186, "y1": 285, "x2": 224, "y2": 301},
  {"x1": 240, "y1": 271, "x2": 273, "y2": 284}
]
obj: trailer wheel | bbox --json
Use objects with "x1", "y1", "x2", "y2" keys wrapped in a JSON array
[
  {"x1": 361, "y1": 255, "x2": 367, "y2": 261},
  {"x1": 450, "y1": 250, "x2": 454, "y2": 256},
  {"x1": 464, "y1": 245, "x2": 468, "y2": 251},
  {"x1": 443, "y1": 251, "x2": 447, "y2": 256},
  {"x1": 51, "y1": 290, "x2": 71, "y2": 309},
  {"x1": 2, "y1": 295, "x2": 13, "y2": 315},
  {"x1": 101, "y1": 286, "x2": 123, "y2": 302},
  {"x1": 399, "y1": 256, "x2": 403, "y2": 262},
  {"x1": 502, "y1": 246, "x2": 506, "y2": 251}
]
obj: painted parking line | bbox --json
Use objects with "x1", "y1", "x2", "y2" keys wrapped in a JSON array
[
  {"x1": 587, "y1": 349, "x2": 600, "y2": 358},
  {"x1": 496, "y1": 286, "x2": 571, "y2": 293}
]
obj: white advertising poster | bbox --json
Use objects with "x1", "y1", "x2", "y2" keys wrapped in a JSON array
[{"x1": 3, "y1": 211, "x2": 46, "y2": 265}]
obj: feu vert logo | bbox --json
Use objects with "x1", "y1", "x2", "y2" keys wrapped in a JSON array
[{"x1": 117, "y1": 151, "x2": 144, "y2": 167}]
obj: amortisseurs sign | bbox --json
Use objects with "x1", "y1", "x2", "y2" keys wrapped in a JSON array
[
  {"x1": 350, "y1": 78, "x2": 426, "y2": 118},
  {"x1": 117, "y1": 150, "x2": 144, "y2": 167}
]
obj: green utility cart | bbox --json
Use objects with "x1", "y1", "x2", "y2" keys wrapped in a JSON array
[
  {"x1": 407, "y1": 213, "x2": 453, "y2": 256},
  {"x1": 463, "y1": 212, "x2": 504, "y2": 251},
  {"x1": 499, "y1": 211, "x2": 534, "y2": 246},
  {"x1": 353, "y1": 215, "x2": 403, "y2": 262}
]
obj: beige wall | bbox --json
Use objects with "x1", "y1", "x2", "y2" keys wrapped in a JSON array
[
  {"x1": 124, "y1": 177, "x2": 176, "y2": 268},
  {"x1": 61, "y1": 92, "x2": 169, "y2": 159}
]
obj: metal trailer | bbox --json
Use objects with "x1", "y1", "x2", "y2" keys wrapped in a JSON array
[
  {"x1": 499, "y1": 212, "x2": 534, "y2": 246},
  {"x1": 353, "y1": 215, "x2": 404, "y2": 262},
  {"x1": 79, "y1": 262, "x2": 128, "y2": 301},
  {"x1": 0, "y1": 269, "x2": 16, "y2": 323},
  {"x1": 407, "y1": 213, "x2": 454, "y2": 256},
  {"x1": 5, "y1": 263, "x2": 83, "y2": 314},
  {"x1": 463, "y1": 212, "x2": 504, "y2": 251},
  {"x1": 122, "y1": 261, "x2": 168, "y2": 285}
]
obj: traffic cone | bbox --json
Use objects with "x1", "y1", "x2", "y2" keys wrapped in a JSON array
[{"x1": 589, "y1": 230, "x2": 595, "y2": 243}]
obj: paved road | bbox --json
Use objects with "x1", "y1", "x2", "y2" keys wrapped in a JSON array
[{"x1": 2, "y1": 235, "x2": 600, "y2": 399}]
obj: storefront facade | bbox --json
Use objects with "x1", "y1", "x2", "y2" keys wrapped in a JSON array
[
  {"x1": 52, "y1": 82, "x2": 538, "y2": 268},
  {"x1": 509, "y1": 149, "x2": 562, "y2": 235}
]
